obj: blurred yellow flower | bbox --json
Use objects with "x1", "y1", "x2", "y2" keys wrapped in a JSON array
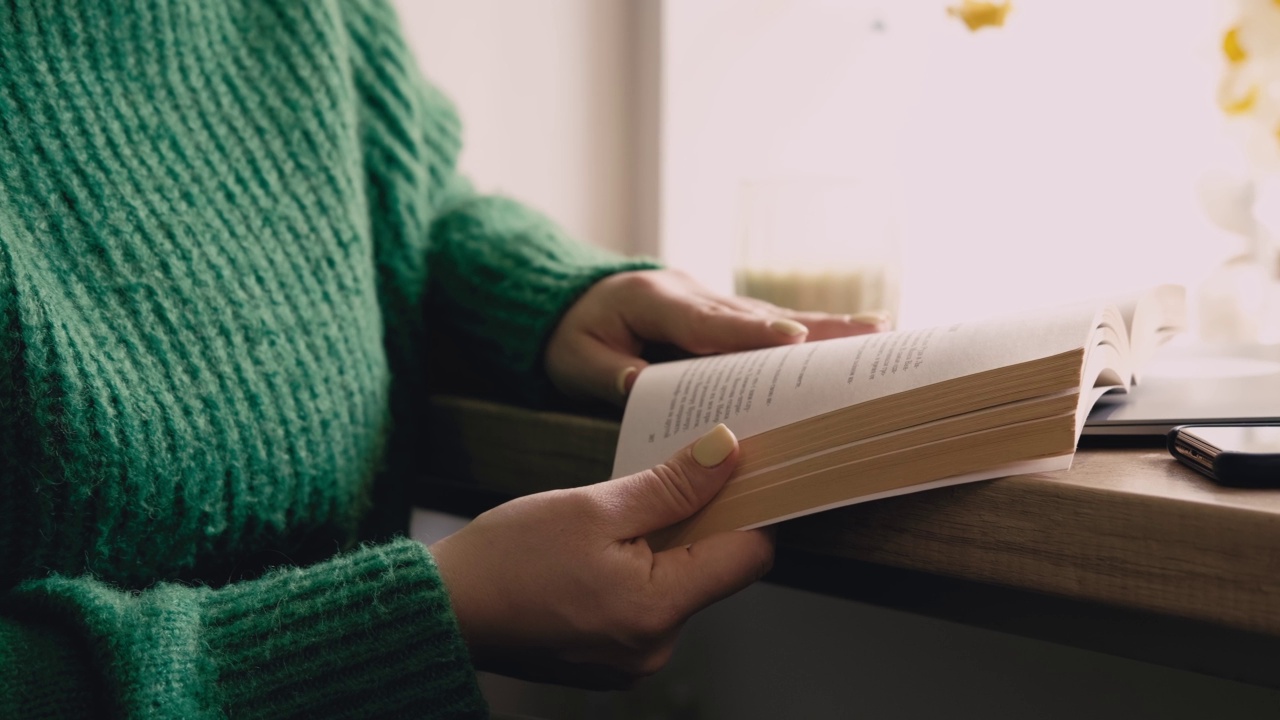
[
  {"x1": 947, "y1": 0, "x2": 1012, "y2": 32},
  {"x1": 1224, "y1": 27, "x2": 1248, "y2": 64},
  {"x1": 1219, "y1": 78, "x2": 1258, "y2": 116},
  {"x1": 1218, "y1": 1, "x2": 1280, "y2": 168}
]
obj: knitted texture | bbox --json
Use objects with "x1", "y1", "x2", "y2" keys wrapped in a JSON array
[
  {"x1": 3, "y1": 539, "x2": 477, "y2": 719},
  {"x1": 0, "y1": 0, "x2": 656, "y2": 716}
]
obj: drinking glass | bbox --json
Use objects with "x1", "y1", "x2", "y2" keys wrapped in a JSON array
[{"x1": 736, "y1": 179, "x2": 901, "y2": 325}]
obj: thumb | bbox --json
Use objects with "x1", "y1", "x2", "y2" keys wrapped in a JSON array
[{"x1": 594, "y1": 424, "x2": 739, "y2": 539}]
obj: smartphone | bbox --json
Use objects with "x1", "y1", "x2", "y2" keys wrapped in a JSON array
[{"x1": 1167, "y1": 425, "x2": 1280, "y2": 488}]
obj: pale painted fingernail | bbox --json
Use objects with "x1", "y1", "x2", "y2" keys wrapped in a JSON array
[
  {"x1": 615, "y1": 366, "x2": 638, "y2": 397},
  {"x1": 849, "y1": 311, "x2": 892, "y2": 327},
  {"x1": 692, "y1": 423, "x2": 736, "y2": 468},
  {"x1": 768, "y1": 318, "x2": 808, "y2": 337}
]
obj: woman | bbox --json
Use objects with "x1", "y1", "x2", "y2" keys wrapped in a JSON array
[{"x1": 0, "y1": 1, "x2": 885, "y2": 716}]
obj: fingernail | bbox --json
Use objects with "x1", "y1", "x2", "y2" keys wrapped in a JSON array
[
  {"x1": 615, "y1": 366, "x2": 638, "y2": 397},
  {"x1": 769, "y1": 318, "x2": 808, "y2": 337},
  {"x1": 848, "y1": 311, "x2": 892, "y2": 327},
  {"x1": 692, "y1": 423, "x2": 736, "y2": 468}
]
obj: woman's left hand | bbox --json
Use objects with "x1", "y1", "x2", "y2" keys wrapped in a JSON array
[{"x1": 545, "y1": 269, "x2": 891, "y2": 405}]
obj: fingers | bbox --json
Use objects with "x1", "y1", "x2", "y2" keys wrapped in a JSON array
[
  {"x1": 670, "y1": 305, "x2": 891, "y2": 352},
  {"x1": 652, "y1": 527, "x2": 775, "y2": 615},
  {"x1": 724, "y1": 296, "x2": 892, "y2": 341},
  {"x1": 639, "y1": 302, "x2": 815, "y2": 355},
  {"x1": 546, "y1": 333, "x2": 648, "y2": 404},
  {"x1": 544, "y1": 269, "x2": 895, "y2": 406},
  {"x1": 631, "y1": 290, "x2": 891, "y2": 355},
  {"x1": 593, "y1": 424, "x2": 739, "y2": 538},
  {"x1": 790, "y1": 311, "x2": 890, "y2": 341}
]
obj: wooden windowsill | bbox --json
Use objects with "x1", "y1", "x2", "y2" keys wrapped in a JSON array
[{"x1": 419, "y1": 394, "x2": 1280, "y2": 687}]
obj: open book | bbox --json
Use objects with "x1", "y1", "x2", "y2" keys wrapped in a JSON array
[{"x1": 612, "y1": 286, "x2": 1186, "y2": 550}]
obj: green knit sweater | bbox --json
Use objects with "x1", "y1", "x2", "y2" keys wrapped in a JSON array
[{"x1": 0, "y1": 1, "x2": 654, "y2": 717}]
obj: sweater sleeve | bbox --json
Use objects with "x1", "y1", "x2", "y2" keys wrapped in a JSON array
[
  {"x1": 426, "y1": 176, "x2": 660, "y2": 390},
  {"x1": 0, "y1": 538, "x2": 485, "y2": 719}
]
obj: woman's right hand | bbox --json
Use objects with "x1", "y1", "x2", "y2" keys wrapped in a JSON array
[{"x1": 429, "y1": 423, "x2": 773, "y2": 689}]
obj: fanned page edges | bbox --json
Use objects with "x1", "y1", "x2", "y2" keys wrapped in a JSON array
[
  {"x1": 649, "y1": 382, "x2": 1083, "y2": 551},
  {"x1": 731, "y1": 351, "x2": 1084, "y2": 477},
  {"x1": 650, "y1": 411, "x2": 1078, "y2": 551}
]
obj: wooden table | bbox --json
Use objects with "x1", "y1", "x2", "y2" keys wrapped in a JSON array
[{"x1": 419, "y1": 395, "x2": 1280, "y2": 688}]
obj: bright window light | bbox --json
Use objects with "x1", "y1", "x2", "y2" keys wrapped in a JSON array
[{"x1": 661, "y1": 0, "x2": 1235, "y2": 329}]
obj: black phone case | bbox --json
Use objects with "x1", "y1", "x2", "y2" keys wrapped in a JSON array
[
  {"x1": 1213, "y1": 451, "x2": 1280, "y2": 489},
  {"x1": 1168, "y1": 426, "x2": 1280, "y2": 488}
]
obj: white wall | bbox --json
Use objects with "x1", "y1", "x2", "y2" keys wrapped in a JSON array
[{"x1": 394, "y1": 0, "x2": 639, "y2": 254}]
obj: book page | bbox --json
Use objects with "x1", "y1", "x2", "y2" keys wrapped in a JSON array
[
  {"x1": 1126, "y1": 284, "x2": 1187, "y2": 379},
  {"x1": 613, "y1": 301, "x2": 1103, "y2": 477}
]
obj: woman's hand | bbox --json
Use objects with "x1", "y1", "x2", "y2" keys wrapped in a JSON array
[
  {"x1": 429, "y1": 424, "x2": 771, "y2": 688},
  {"x1": 544, "y1": 269, "x2": 890, "y2": 404}
]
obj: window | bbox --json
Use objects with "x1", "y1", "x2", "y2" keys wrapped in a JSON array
[{"x1": 659, "y1": 0, "x2": 1229, "y2": 327}]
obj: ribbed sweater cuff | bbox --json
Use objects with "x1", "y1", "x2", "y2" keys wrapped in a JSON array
[
  {"x1": 204, "y1": 538, "x2": 485, "y2": 719},
  {"x1": 430, "y1": 195, "x2": 661, "y2": 401}
]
